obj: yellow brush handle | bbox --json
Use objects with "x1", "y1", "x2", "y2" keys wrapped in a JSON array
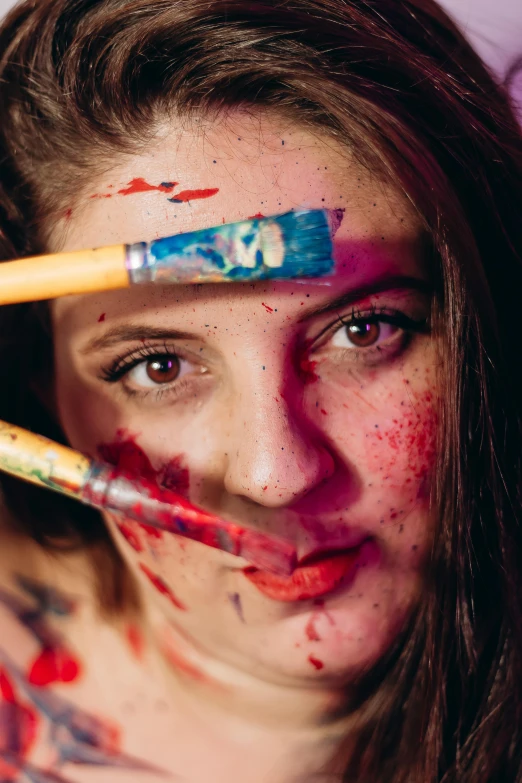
[
  {"x1": 0, "y1": 245, "x2": 128, "y2": 304},
  {"x1": 0, "y1": 421, "x2": 90, "y2": 496}
]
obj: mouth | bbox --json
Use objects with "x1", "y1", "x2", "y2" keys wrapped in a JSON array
[{"x1": 242, "y1": 540, "x2": 370, "y2": 602}]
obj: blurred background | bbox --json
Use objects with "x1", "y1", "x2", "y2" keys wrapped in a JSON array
[{"x1": 0, "y1": 0, "x2": 520, "y2": 115}]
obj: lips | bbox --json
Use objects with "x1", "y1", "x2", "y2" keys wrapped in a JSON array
[{"x1": 243, "y1": 543, "x2": 366, "y2": 602}]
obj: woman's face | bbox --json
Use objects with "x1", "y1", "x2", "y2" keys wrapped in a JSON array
[{"x1": 51, "y1": 113, "x2": 438, "y2": 688}]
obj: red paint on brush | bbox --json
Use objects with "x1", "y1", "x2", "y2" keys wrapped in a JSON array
[
  {"x1": 139, "y1": 563, "x2": 186, "y2": 610},
  {"x1": 308, "y1": 654, "x2": 324, "y2": 670},
  {"x1": 116, "y1": 521, "x2": 144, "y2": 552},
  {"x1": 118, "y1": 178, "x2": 178, "y2": 196},
  {"x1": 168, "y1": 188, "x2": 219, "y2": 203},
  {"x1": 28, "y1": 646, "x2": 81, "y2": 686}
]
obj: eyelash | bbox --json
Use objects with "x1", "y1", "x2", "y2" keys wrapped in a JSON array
[
  {"x1": 99, "y1": 307, "x2": 428, "y2": 398},
  {"x1": 328, "y1": 305, "x2": 428, "y2": 361}
]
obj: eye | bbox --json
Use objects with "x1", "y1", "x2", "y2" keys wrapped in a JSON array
[
  {"x1": 331, "y1": 318, "x2": 398, "y2": 349},
  {"x1": 126, "y1": 354, "x2": 193, "y2": 389}
]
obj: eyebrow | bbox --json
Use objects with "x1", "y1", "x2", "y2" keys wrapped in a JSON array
[
  {"x1": 81, "y1": 274, "x2": 433, "y2": 354},
  {"x1": 80, "y1": 326, "x2": 196, "y2": 354},
  {"x1": 297, "y1": 274, "x2": 432, "y2": 322}
]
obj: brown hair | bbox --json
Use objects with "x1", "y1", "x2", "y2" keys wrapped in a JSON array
[{"x1": 0, "y1": 0, "x2": 521, "y2": 780}]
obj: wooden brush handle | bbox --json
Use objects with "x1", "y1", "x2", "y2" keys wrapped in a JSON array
[
  {"x1": 0, "y1": 244, "x2": 128, "y2": 304},
  {"x1": 0, "y1": 421, "x2": 91, "y2": 496}
]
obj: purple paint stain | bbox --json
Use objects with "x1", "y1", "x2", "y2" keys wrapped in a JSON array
[
  {"x1": 327, "y1": 207, "x2": 346, "y2": 237},
  {"x1": 228, "y1": 592, "x2": 245, "y2": 623}
]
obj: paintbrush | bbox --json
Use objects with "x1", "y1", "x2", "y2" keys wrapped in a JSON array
[
  {"x1": 0, "y1": 209, "x2": 333, "y2": 304},
  {"x1": 0, "y1": 421, "x2": 297, "y2": 576}
]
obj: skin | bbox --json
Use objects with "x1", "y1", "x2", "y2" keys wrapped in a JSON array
[{"x1": 24, "y1": 112, "x2": 439, "y2": 779}]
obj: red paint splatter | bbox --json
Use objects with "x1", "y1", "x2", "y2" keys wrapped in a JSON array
[
  {"x1": 308, "y1": 654, "x2": 324, "y2": 670},
  {"x1": 305, "y1": 616, "x2": 321, "y2": 641},
  {"x1": 98, "y1": 312, "x2": 106, "y2": 322},
  {"x1": 248, "y1": 212, "x2": 266, "y2": 219},
  {"x1": 28, "y1": 646, "x2": 81, "y2": 686},
  {"x1": 116, "y1": 521, "x2": 144, "y2": 552},
  {"x1": 63, "y1": 208, "x2": 73, "y2": 220},
  {"x1": 139, "y1": 563, "x2": 186, "y2": 610},
  {"x1": 168, "y1": 188, "x2": 219, "y2": 203},
  {"x1": 320, "y1": 409, "x2": 328, "y2": 415},
  {"x1": 117, "y1": 178, "x2": 177, "y2": 196},
  {"x1": 300, "y1": 357, "x2": 319, "y2": 383},
  {"x1": 125, "y1": 623, "x2": 144, "y2": 661},
  {"x1": 261, "y1": 302, "x2": 273, "y2": 313},
  {"x1": 89, "y1": 192, "x2": 113, "y2": 199}
]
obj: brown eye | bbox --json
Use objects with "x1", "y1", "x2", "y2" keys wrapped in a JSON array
[
  {"x1": 346, "y1": 321, "x2": 381, "y2": 347},
  {"x1": 145, "y1": 356, "x2": 180, "y2": 384}
]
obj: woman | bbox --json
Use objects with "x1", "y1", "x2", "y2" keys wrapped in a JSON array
[{"x1": 0, "y1": 0, "x2": 521, "y2": 780}]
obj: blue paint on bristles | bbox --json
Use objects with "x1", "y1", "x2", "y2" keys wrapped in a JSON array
[{"x1": 126, "y1": 209, "x2": 334, "y2": 285}]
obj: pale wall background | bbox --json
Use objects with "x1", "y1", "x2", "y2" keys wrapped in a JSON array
[{"x1": 0, "y1": 0, "x2": 520, "y2": 110}]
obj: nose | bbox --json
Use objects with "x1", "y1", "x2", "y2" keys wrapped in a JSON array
[{"x1": 221, "y1": 370, "x2": 335, "y2": 508}]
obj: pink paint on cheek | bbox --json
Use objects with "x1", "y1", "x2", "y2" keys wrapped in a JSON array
[
  {"x1": 308, "y1": 654, "x2": 324, "y2": 670},
  {"x1": 139, "y1": 563, "x2": 186, "y2": 611},
  {"x1": 299, "y1": 357, "x2": 319, "y2": 383}
]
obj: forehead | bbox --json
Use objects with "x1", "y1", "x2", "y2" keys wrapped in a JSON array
[
  {"x1": 51, "y1": 112, "x2": 420, "y2": 249},
  {"x1": 50, "y1": 112, "x2": 426, "y2": 325}
]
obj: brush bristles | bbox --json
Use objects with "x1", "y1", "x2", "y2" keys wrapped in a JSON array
[
  {"x1": 131, "y1": 209, "x2": 334, "y2": 285},
  {"x1": 261, "y1": 209, "x2": 334, "y2": 279}
]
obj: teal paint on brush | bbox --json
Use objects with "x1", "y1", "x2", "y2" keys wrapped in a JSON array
[{"x1": 125, "y1": 209, "x2": 333, "y2": 284}]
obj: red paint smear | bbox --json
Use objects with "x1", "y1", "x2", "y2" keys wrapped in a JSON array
[
  {"x1": 320, "y1": 409, "x2": 328, "y2": 415},
  {"x1": 162, "y1": 640, "x2": 226, "y2": 689},
  {"x1": 300, "y1": 357, "x2": 319, "y2": 383},
  {"x1": 125, "y1": 623, "x2": 144, "y2": 661},
  {"x1": 98, "y1": 313, "x2": 106, "y2": 322},
  {"x1": 161, "y1": 455, "x2": 190, "y2": 496},
  {"x1": 28, "y1": 646, "x2": 81, "y2": 686},
  {"x1": 0, "y1": 669, "x2": 38, "y2": 761},
  {"x1": 116, "y1": 521, "x2": 144, "y2": 552},
  {"x1": 305, "y1": 616, "x2": 321, "y2": 641},
  {"x1": 98, "y1": 430, "x2": 158, "y2": 483},
  {"x1": 308, "y1": 654, "x2": 324, "y2": 670},
  {"x1": 98, "y1": 430, "x2": 189, "y2": 497},
  {"x1": 261, "y1": 302, "x2": 273, "y2": 313},
  {"x1": 248, "y1": 212, "x2": 265, "y2": 219},
  {"x1": 63, "y1": 208, "x2": 73, "y2": 220},
  {"x1": 139, "y1": 563, "x2": 186, "y2": 610},
  {"x1": 117, "y1": 177, "x2": 177, "y2": 196},
  {"x1": 168, "y1": 188, "x2": 219, "y2": 203},
  {"x1": 138, "y1": 523, "x2": 163, "y2": 541},
  {"x1": 89, "y1": 192, "x2": 113, "y2": 199}
]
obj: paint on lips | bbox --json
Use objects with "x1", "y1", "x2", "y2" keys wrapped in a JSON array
[{"x1": 243, "y1": 544, "x2": 367, "y2": 602}]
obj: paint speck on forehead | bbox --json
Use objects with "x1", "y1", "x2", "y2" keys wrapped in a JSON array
[{"x1": 168, "y1": 188, "x2": 219, "y2": 204}]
